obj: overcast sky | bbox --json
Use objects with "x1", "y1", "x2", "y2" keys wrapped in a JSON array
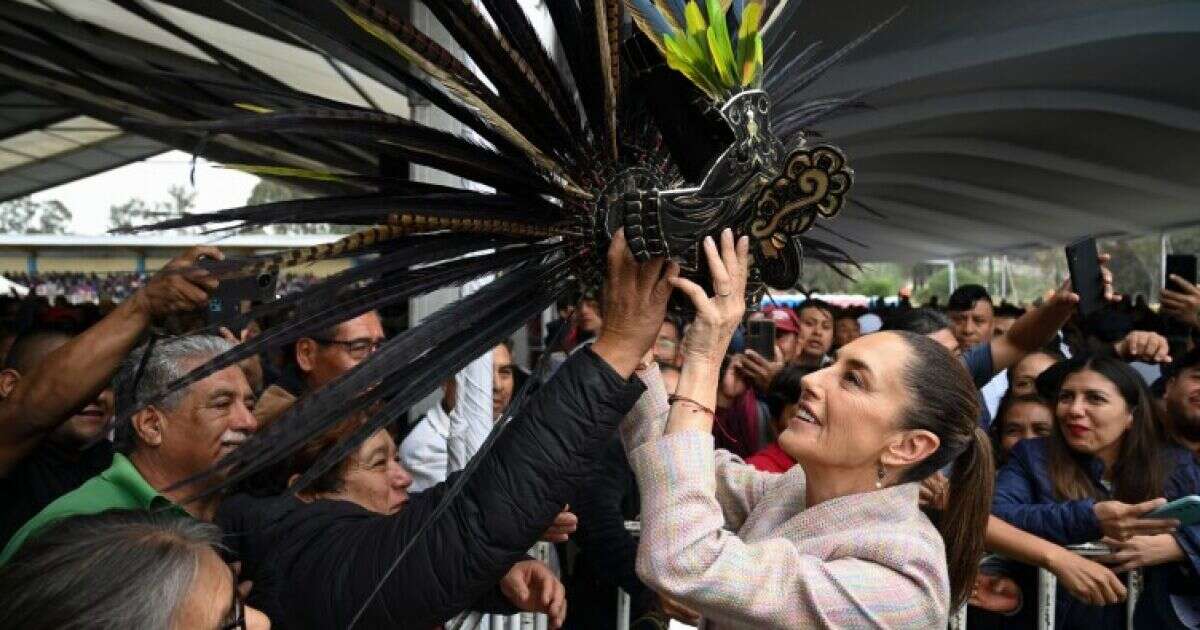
[{"x1": 29, "y1": 150, "x2": 258, "y2": 235}]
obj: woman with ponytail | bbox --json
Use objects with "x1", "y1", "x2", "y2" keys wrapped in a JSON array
[{"x1": 621, "y1": 229, "x2": 994, "y2": 629}]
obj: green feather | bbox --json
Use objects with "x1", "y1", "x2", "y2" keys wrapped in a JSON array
[
  {"x1": 683, "y1": 1, "x2": 707, "y2": 34},
  {"x1": 705, "y1": 0, "x2": 737, "y2": 86},
  {"x1": 736, "y1": 2, "x2": 763, "y2": 85},
  {"x1": 636, "y1": 0, "x2": 763, "y2": 99}
]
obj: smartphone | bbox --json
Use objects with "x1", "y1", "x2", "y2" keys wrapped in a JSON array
[
  {"x1": 207, "y1": 271, "x2": 277, "y2": 328},
  {"x1": 745, "y1": 319, "x2": 776, "y2": 360},
  {"x1": 1065, "y1": 237, "x2": 1105, "y2": 318},
  {"x1": 1146, "y1": 495, "x2": 1200, "y2": 527},
  {"x1": 1166, "y1": 254, "x2": 1197, "y2": 288}
]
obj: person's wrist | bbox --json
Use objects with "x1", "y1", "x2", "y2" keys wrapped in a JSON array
[
  {"x1": 1040, "y1": 545, "x2": 1067, "y2": 571},
  {"x1": 681, "y1": 334, "x2": 732, "y2": 366},
  {"x1": 591, "y1": 335, "x2": 645, "y2": 378},
  {"x1": 122, "y1": 289, "x2": 155, "y2": 324}
]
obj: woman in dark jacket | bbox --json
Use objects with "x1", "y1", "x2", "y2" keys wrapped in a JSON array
[
  {"x1": 992, "y1": 354, "x2": 1200, "y2": 628},
  {"x1": 219, "y1": 233, "x2": 680, "y2": 629}
]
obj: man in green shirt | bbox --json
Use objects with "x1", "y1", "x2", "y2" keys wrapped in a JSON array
[{"x1": 1, "y1": 334, "x2": 257, "y2": 563}]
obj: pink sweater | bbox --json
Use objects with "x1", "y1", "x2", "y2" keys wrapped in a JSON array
[{"x1": 622, "y1": 366, "x2": 950, "y2": 629}]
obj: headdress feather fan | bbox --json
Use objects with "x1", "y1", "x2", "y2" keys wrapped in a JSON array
[{"x1": 27, "y1": 0, "x2": 896, "y2": 544}]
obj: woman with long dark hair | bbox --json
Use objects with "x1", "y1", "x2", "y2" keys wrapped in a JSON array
[
  {"x1": 624, "y1": 230, "x2": 995, "y2": 628},
  {"x1": 992, "y1": 354, "x2": 1200, "y2": 628}
]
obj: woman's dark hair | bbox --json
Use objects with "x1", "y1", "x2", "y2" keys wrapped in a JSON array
[
  {"x1": 988, "y1": 392, "x2": 1053, "y2": 465},
  {"x1": 1047, "y1": 354, "x2": 1167, "y2": 504},
  {"x1": 764, "y1": 364, "x2": 813, "y2": 422},
  {"x1": 285, "y1": 413, "x2": 370, "y2": 495},
  {"x1": 890, "y1": 330, "x2": 994, "y2": 611},
  {"x1": 883, "y1": 308, "x2": 952, "y2": 336},
  {"x1": 0, "y1": 509, "x2": 222, "y2": 630}
]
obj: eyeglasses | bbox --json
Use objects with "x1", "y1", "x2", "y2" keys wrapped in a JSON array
[
  {"x1": 313, "y1": 337, "x2": 384, "y2": 359},
  {"x1": 218, "y1": 590, "x2": 246, "y2": 630}
]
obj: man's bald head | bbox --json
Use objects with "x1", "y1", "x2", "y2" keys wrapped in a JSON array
[{"x1": 3, "y1": 329, "x2": 73, "y2": 376}]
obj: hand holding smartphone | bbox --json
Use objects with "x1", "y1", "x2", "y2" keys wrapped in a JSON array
[
  {"x1": 1146, "y1": 495, "x2": 1200, "y2": 527},
  {"x1": 744, "y1": 319, "x2": 777, "y2": 361},
  {"x1": 1166, "y1": 254, "x2": 1197, "y2": 289},
  {"x1": 1065, "y1": 237, "x2": 1105, "y2": 318}
]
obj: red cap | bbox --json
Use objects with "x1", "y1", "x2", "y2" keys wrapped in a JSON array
[{"x1": 762, "y1": 306, "x2": 800, "y2": 334}]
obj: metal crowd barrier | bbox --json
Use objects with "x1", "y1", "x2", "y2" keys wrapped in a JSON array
[
  {"x1": 950, "y1": 544, "x2": 1141, "y2": 630},
  {"x1": 616, "y1": 525, "x2": 1142, "y2": 630},
  {"x1": 449, "y1": 542, "x2": 556, "y2": 630}
]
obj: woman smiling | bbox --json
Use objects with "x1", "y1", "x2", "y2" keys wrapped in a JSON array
[
  {"x1": 623, "y1": 230, "x2": 994, "y2": 628},
  {"x1": 992, "y1": 354, "x2": 1200, "y2": 628}
]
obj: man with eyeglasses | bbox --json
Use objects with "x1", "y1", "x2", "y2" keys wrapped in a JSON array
[{"x1": 253, "y1": 310, "x2": 386, "y2": 427}]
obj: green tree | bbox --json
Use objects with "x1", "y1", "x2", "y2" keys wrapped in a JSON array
[
  {"x1": 0, "y1": 196, "x2": 73, "y2": 234},
  {"x1": 108, "y1": 184, "x2": 198, "y2": 233},
  {"x1": 243, "y1": 178, "x2": 345, "y2": 235},
  {"x1": 913, "y1": 266, "x2": 986, "y2": 306},
  {"x1": 247, "y1": 178, "x2": 308, "y2": 206}
]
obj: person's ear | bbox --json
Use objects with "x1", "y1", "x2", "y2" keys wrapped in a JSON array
[
  {"x1": 131, "y1": 407, "x2": 165, "y2": 447},
  {"x1": 880, "y1": 429, "x2": 940, "y2": 470},
  {"x1": 0, "y1": 368, "x2": 20, "y2": 399},
  {"x1": 295, "y1": 338, "x2": 318, "y2": 373}
]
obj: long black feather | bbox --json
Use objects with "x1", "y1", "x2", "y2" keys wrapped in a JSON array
[
  {"x1": 224, "y1": 0, "x2": 539, "y2": 166},
  {"x1": 115, "y1": 191, "x2": 567, "y2": 234},
  {"x1": 765, "y1": 10, "x2": 901, "y2": 101},
  {"x1": 151, "y1": 110, "x2": 564, "y2": 196},
  {"x1": 343, "y1": 275, "x2": 572, "y2": 629},
  {"x1": 422, "y1": 2, "x2": 576, "y2": 163},
  {"x1": 173, "y1": 253, "x2": 575, "y2": 499},
  {"x1": 290, "y1": 267, "x2": 567, "y2": 491},
  {"x1": 478, "y1": 0, "x2": 585, "y2": 142},
  {"x1": 135, "y1": 244, "x2": 561, "y2": 425}
]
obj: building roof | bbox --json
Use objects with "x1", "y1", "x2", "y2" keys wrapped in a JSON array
[
  {"x1": 0, "y1": 233, "x2": 336, "y2": 250},
  {"x1": 0, "y1": 0, "x2": 407, "y2": 204}
]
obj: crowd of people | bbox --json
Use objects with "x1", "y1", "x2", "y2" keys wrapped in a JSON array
[
  {"x1": 4, "y1": 271, "x2": 148, "y2": 304},
  {"x1": 1, "y1": 271, "x2": 319, "y2": 306},
  {"x1": 0, "y1": 233, "x2": 1197, "y2": 629}
]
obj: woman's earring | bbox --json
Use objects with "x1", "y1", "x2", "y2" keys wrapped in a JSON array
[{"x1": 875, "y1": 462, "x2": 886, "y2": 489}]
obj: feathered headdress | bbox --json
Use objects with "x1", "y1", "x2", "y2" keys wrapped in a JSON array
[{"x1": 81, "y1": 0, "x2": 890, "y2": 495}]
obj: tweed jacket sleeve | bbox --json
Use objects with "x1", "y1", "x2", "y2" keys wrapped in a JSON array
[
  {"x1": 619, "y1": 363, "x2": 672, "y2": 452},
  {"x1": 631, "y1": 431, "x2": 947, "y2": 629},
  {"x1": 621, "y1": 365, "x2": 775, "y2": 529}
]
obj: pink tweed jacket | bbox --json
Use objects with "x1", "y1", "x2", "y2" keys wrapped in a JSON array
[{"x1": 623, "y1": 366, "x2": 950, "y2": 629}]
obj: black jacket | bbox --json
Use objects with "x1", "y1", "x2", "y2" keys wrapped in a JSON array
[
  {"x1": 565, "y1": 435, "x2": 651, "y2": 629},
  {"x1": 219, "y1": 347, "x2": 645, "y2": 629}
]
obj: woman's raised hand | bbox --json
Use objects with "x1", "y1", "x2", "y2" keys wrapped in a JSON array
[
  {"x1": 1093, "y1": 498, "x2": 1178, "y2": 541},
  {"x1": 670, "y1": 229, "x2": 750, "y2": 365},
  {"x1": 591, "y1": 229, "x2": 680, "y2": 378}
]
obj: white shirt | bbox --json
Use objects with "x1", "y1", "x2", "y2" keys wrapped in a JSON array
[
  {"x1": 398, "y1": 403, "x2": 451, "y2": 493},
  {"x1": 981, "y1": 370, "x2": 1008, "y2": 420}
]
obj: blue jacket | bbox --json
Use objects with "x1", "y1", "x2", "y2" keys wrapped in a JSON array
[{"x1": 992, "y1": 437, "x2": 1200, "y2": 575}]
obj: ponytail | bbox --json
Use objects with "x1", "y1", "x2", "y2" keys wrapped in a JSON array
[
  {"x1": 888, "y1": 331, "x2": 997, "y2": 612},
  {"x1": 939, "y1": 427, "x2": 995, "y2": 610}
]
